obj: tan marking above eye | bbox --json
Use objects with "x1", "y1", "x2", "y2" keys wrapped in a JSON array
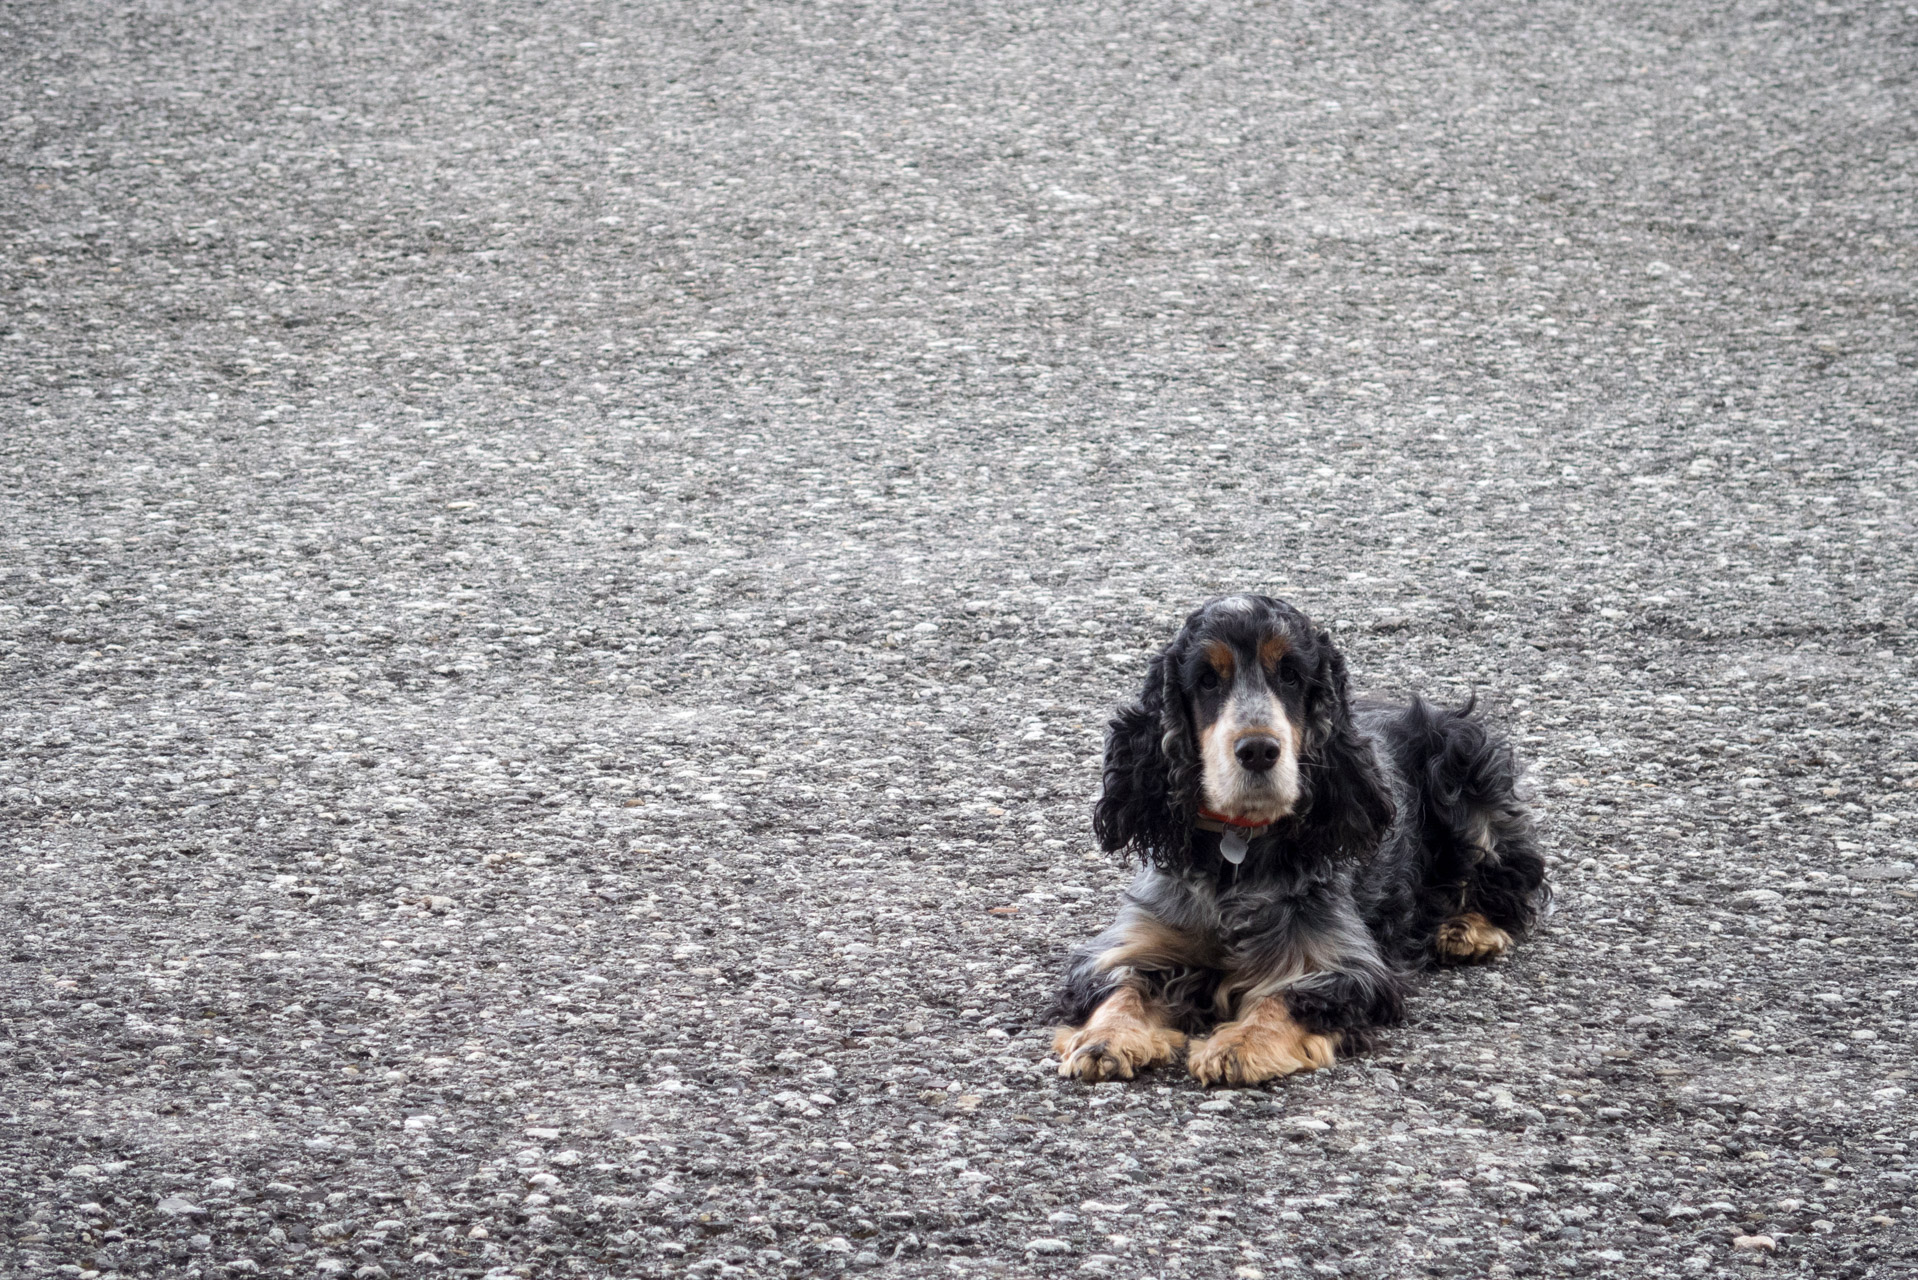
[
  {"x1": 1202, "y1": 640, "x2": 1235, "y2": 683},
  {"x1": 1259, "y1": 633, "x2": 1289, "y2": 671}
]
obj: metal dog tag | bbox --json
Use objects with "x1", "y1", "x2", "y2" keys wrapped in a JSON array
[{"x1": 1219, "y1": 828, "x2": 1248, "y2": 864}]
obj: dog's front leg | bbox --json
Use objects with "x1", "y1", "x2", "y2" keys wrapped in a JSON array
[
  {"x1": 1053, "y1": 983, "x2": 1186, "y2": 1082},
  {"x1": 1051, "y1": 893, "x2": 1213, "y2": 1082},
  {"x1": 1192, "y1": 894, "x2": 1404, "y2": 1085},
  {"x1": 1186, "y1": 995, "x2": 1335, "y2": 1086}
]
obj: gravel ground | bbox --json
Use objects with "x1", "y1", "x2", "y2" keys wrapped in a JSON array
[{"x1": 4, "y1": 1, "x2": 1916, "y2": 1278}]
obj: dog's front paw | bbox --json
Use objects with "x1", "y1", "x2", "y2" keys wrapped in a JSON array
[
  {"x1": 1186, "y1": 999, "x2": 1335, "y2": 1087},
  {"x1": 1436, "y1": 912, "x2": 1512, "y2": 963},
  {"x1": 1053, "y1": 990, "x2": 1185, "y2": 1083},
  {"x1": 1053, "y1": 1020, "x2": 1185, "y2": 1083}
]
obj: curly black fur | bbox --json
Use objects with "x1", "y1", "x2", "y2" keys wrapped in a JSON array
[
  {"x1": 1091, "y1": 600, "x2": 1395, "y2": 872},
  {"x1": 1354, "y1": 695, "x2": 1550, "y2": 966},
  {"x1": 1090, "y1": 650, "x2": 1200, "y2": 868},
  {"x1": 1289, "y1": 638, "x2": 1397, "y2": 863},
  {"x1": 1053, "y1": 594, "x2": 1549, "y2": 1077}
]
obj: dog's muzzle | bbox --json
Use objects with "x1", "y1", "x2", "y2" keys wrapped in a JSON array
[{"x1": 1234, "y1": 734, "x2": 1283, "y2": 773}]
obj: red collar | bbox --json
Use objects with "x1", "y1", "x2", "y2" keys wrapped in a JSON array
[{"x1": 1195, "y1": 807, "x2": 1274, "y2": 833}]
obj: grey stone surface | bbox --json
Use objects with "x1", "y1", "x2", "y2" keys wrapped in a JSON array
[{"x1": 3, "y1": 1, "x2": 1915, "y2": 1277}]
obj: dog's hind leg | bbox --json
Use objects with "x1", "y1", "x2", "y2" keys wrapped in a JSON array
[
  {"x1": 1440, "y1": 797, "x2": 1545, "y2": 963},
  {"x1": 1435, "y1": 911, "x2": 1513, "y2": 962},
  {"x1": 1396, "y1": 698, "x2": 1549, "y2": 962}
]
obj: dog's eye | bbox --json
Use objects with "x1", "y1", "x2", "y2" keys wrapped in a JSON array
[
  {"x1": 1276, "y1": 663, "x2": 1303, "y2": 687},
  {"x1": 1197, "y1": 670, "x2": 1221, "y2": 692}
]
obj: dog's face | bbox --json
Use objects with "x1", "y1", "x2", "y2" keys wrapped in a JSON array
[
  {"x1": 1094, "y1": 592, "x2": 1391, "y2": 869},
  {"x1": 1179, "y1": 596, "x2": 1314, "y2": 824}
]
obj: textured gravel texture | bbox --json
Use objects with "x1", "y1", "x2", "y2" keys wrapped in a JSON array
[{"x1": 4, "y1": 1, "x2": 1917, "y2": 1278}]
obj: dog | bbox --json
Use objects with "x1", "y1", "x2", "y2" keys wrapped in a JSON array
[{"x1": 1049, "y1": 593, "x2": 1547, "y2": 1086}]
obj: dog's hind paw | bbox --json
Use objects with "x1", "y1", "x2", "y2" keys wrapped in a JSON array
[
  {"x1": 1436, "y1": 912, "x2": 1512, "y2": 963},
  {"x1": 1053, "y1": 989, "x2": 1185, "y2": 1083}
]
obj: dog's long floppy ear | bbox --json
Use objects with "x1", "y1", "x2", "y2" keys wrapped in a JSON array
[
  {"x1": 1092, "y1": 642, "x2": 1199, "y2": 868},
  {"x1": 1296, "y1": 631, "x2": 1395, "y2": 859}
]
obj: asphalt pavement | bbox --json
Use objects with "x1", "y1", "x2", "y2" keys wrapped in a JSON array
[{"x1": 3, "y1": 1, "x2": 1915, "y2": 1278}]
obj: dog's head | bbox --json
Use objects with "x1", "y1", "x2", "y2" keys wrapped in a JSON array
[{"x1": 1092, "y1": 594, "x2": 1394, "y2": 869}]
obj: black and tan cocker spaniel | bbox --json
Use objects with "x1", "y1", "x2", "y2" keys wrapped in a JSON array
[{"x1": 1050, "y1": 594, "x2": 1548, "y2": 1086}]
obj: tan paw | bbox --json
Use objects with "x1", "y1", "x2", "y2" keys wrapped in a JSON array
[
  {"x1": 1436, "y1": 911, "x2": 1512, "y2": 962},
  {"x1": 1186, "y1": 998, "x2": 1335, "y2": 1087},
  {"x1": 1053, "y1": 989, "x2": 1185, "y2": 1083}
]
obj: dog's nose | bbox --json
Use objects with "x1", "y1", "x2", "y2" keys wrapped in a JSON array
[{"x1": 1234, "y1": 735, "x2": 1283, "y2": 773}]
